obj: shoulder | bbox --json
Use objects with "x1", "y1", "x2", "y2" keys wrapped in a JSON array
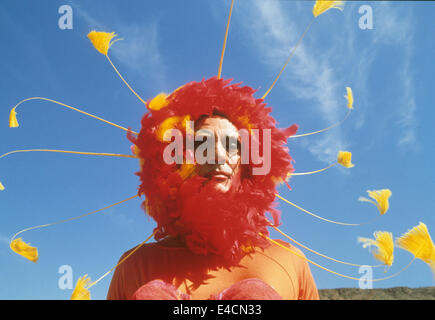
[
  {"x1": 115, "y1": 239, "x2": 192, "y2": 274},
  {"x1": 263, "y1": 239, "x2": 307, "y2": 266},
  {"x1": 117, "y1": 242, "x2": 157, "y2": 266},
  {"x1": 261, "y1": 239, "x2": 313, "y2": 283},
  {"x1": 262, "y1": 239, "x2": 319, "y2": 300},
  {"x1": 107, "y1": 241, "x2": 187, "y2": 300}
]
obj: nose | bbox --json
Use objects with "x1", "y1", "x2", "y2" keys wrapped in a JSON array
[{"x1": 214, "y1": 135, "x2": 227, "y2": 165}]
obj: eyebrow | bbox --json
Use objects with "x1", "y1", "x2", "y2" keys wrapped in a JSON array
[{"x1": 195, "y1": 130, "x2": 214, "y2": 137}]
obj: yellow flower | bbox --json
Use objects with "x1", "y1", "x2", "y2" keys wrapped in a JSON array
[
  {"x1": 71, "y1": 275, "x2": 92, "y2": 300},
  {"x1": 345, "y1": 86, "x2": 353, "y2": 109},
  {"x1": 148, "y1": 93, "x2": 169, "y2": 111},
  {"x1": 313, "y1": 1, "x2": 345, "y2": 18},
  {"x1": 0, "y1": 181, "x2": 4, "y2": 191},
  {"x1": 9, "y1": 107, "x2": 19, "y2": 128},
  {"x1": 358, "y1": 189, "x2": 392, "y2": 215},
  {"x1": 396, "y1": 222, "x2": 435, "y2": 275},
  {"x1": 87, "y1": 31, "x2": 120, "y2": 56},
  {"x1": 358, "y1": 231, "x2": 394, "y2": 266},
  {"x1": 10, "y1": 238, "x2": 38, "y2": 263},
  {"x1": 337, "y1": 151, "x2": 354, "y2": 168}
]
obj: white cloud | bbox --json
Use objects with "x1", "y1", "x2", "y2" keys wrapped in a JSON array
[
  {"x1": 373, "y1": 3, "x2": 417, "y2": 148},
  {"x1": 236, "y1": 1, "x2": 418, "y2": 157},
  {"x1": 0, "y1": 234, "x2": 10, "y2": 246},
  {"x1": 73, "y1": 3, "x2": 167, "y2": 91},
  {"x1": 110, "y1": 23, "x2": 166, "y2": 87},
  {"x1": 236, "y1": 1, "x2": 349, "y2": 163}
]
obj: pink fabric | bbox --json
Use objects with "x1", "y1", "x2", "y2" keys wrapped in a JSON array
[
  {"x1": 132, "y1": 278, "x2": 282, "y2": 300},
  {"x1": 210, "y1": 278, "x2": 283, "y2": 300},
  {"x1": 131, "y1": 280, "x2": 190, "y2": 300}
]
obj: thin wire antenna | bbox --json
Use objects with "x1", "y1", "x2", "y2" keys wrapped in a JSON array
[
  {"x1": 289, "y1": 162, "x2": 338, "y2": 176},
  {"x1": 271, "y1": 225, "x2": 383, "y2": 268},
  {"x1": 77, "y1": 230, "x2": 157, "y2": 299},
  {"x1": 290, "y1": 108, "x2": 352, "y2": 139},
  {"x1": 10, "y1": 97, "x2": 138, "y2": 135},
  {"x1": 261, "y1": 18, "x2": 315, "y2": 100},
  {"x1": 217, "y1": 0, "x2": 235, "y2": 79},
  {"x1": 261, "y1": 233, "x2": 416, "y2": 282},
  {"x1": 1, "y1": 149, "x2": 137, "y2": 160},
  {"x1": 10, "y1": 195, "x2": 139, "y2": 242},
  {"x1": 106, "y1": 55, "x2": 147, "y2": 105},
  {"x1": 275, "y1": 193, "x2": 381, "y2": 226}
]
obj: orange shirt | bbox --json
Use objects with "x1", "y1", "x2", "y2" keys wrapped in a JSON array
[{"x1": 107, "y1": 238, "x2": 319, "y2": 300}]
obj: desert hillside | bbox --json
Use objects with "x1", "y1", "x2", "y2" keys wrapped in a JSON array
[{"x1": 318, "y1": 286, "x2": 435, "y2": 300}]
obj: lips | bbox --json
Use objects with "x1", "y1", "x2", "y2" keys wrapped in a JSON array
[{"x1": 207, "y1": 171, "x2": 231, "y2": 180}]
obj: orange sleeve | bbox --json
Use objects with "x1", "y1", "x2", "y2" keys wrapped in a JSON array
[
  {"x1": 107, "y1": 253, "x2": 128, "y2": 300},
  {"x1": 270, "y1": 239, "x2": 319, "y2": 300},
  {"x1": 298, "y1": 256, "x2": 319, "y2": 300}
]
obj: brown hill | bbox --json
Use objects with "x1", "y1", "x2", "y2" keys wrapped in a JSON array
[{"x1": 318, "y1": 286, "x2": 435, "y2": 300}]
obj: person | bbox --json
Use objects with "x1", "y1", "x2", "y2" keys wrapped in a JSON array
[{"x1": 107, "y1": 77, "x2": 319, "y2": 300}]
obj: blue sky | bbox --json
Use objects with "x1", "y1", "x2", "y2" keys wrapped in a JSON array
[{"x1": 1, "y1": 1, "x2": 434, "y2": 299}]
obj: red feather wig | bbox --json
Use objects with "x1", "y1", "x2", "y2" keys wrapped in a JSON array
[{"x1": 128, "y1": 77, "x2": 298, "y2": 266}]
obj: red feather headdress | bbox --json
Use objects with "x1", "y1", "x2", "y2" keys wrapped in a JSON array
[{"x1": 128, "y1": 77, "x2": 298, "y2": 265}]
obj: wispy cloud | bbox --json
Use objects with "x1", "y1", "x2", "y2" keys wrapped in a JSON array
[
  {"x1": 397, "y1": 51, "x2": 417, "y2": 148},
  {"x1": 372, "y1": 3, "x2": 417, "y2": 148},
  {"x1": 236, "y1": 1, "x2": 349, "y2": 163},
  {"x1": 0, "y1": 233, "x2": 10, "y2": 246},
  {"x1": 235, "y1": 1, "x2": 418, "y2": 159},
  {"x1": 73, "y1": 3, "x2": 167, "y2": 91}
]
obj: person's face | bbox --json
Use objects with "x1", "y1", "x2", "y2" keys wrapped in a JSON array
[{"x1": 195, "y1": 116, "x2": 241, "y2": 193}]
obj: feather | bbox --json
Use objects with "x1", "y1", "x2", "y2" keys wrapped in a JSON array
[
  {"x1": 358, "y1": 189, "x2": 392, "y2": 215},
  {"x1": 396, "y1": 222, "x2": 435, "y2": 275},
  {"x1": 313, "y1": 1, "x2": 345, "y2": 18},
  {"x1": 358, "y1": 231, "x2": 394, "y2": 267},
  {"x1": 70, "y1": 275, "x2": 91, "y2": 300},
  {"x1": 337, "y1": 151, "x2": 354, "y2": 168},
  {"x1": 10, "y1": 238, "x2": 38, "y2": 263},
  {"x1": 87, "y1": 31, "x2": 120, "y2": 56},
  {"x1": 9, "y1": 107, "x2": 19, "y2": 128},
  {"x1": 345, "y1": 86, "x2": 354, "y2": 109},
  {"x1": 148, "y1": 93, "x2": 169, "y2": 111}
]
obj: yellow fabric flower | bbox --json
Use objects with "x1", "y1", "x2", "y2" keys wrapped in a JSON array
[
  {"x1": 337, "y1": 151, "x2": 354, "y2": 168},
  {"x1": 313, "y1": 1, "x2": 345, "y2": 18},
  {"x1": 9, "y1": 107, "x2": 19, "y2": 128},
  {"x1": 345, "y1": 86, "x2": 353, "y2": 109},
  {"x1": 358, "y1": 231, "x2": 394, "y2": 266},
  {"x1": 396, "y1": 222, "x2": 435, "y2": 275},
  {"x1": 87, "y1": 31, "x2": 120, "y2": 56},
  {"x1": 10, "y1": 238, "x2": 38, "y2": 263},
  {"x1": 71, "y1": 275, "x2": 92, "y2": 300},
  {"x1": 148, "y1": 93, "x2": 169, "y2": 111},
  {"x1": 358, "y1": 189, "x2": 392, "y2": 215}
]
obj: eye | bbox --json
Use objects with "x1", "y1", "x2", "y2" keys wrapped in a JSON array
[
  {"x1": 225, "y1": 136, "x2": 240, "y2": 153},
  {"x1": 195, "y1": 134, "x2": 211, "y2": 148}
]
